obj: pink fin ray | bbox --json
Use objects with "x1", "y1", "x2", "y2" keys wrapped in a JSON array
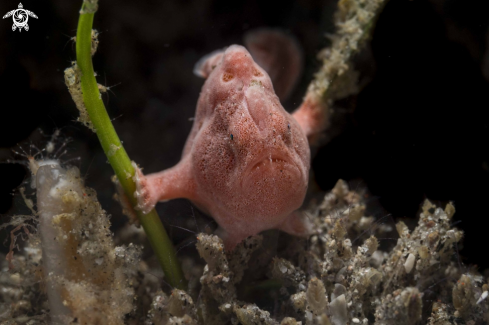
[
  {"x1": 134, "y1": 157, "x2": 197, "y2": 214},
  {"x1": 278, "y1": 210, "x2": 312, "y2": 237}
]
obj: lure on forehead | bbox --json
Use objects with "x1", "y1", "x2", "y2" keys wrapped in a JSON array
[{"x1": 132, "y1": 29, "x2": 328, "y2": 250}]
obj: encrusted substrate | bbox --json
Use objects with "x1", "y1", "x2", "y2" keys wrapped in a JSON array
[
  {"x1": 180, "y1": 180, "x2": 487, "y2": 325},
  {"x1": 2, "y1": 175, "x2": 488, "y2": 324},
  {"x1": 307, "y1": 0, "x2": 386, "y2": 101},
  {"x1": 0, "y1": 161, "x2": 142, "y2": 324},
  {"x1": 63, "y1": 29, "x2": 100, "y2": 132},
  {"x1": 135, "y1": 180, "x2": 487, "y2": 325}
]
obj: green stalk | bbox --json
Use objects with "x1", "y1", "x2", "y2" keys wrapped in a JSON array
[{"x1": 76, "y1": 5, "x2": 186, "y2": 290}]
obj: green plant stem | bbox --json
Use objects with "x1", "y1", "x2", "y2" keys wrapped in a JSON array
[{"x1": 76, "y1": 9, "x2": 186, "y2": 290}]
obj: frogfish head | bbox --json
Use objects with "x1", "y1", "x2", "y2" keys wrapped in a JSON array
[{"x1": 191, "y1": 45, "x2": 310, "y2": 227}]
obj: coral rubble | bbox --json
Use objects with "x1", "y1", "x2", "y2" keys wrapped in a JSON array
[
  {"x1": 1, "y1": 171, "x2": 488, "y2": 324},
  {"x1": 1, "y1": 161, "x2": 141, "y2": 324}
]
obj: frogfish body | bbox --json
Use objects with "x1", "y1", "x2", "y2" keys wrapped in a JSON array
[{"x1": 135, "y1": 30, "x2": 321, "y2": 249}]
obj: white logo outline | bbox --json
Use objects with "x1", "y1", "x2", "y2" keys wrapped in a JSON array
[{"x1": 3, "y1": 3, "x2": 38, "y2": 32}]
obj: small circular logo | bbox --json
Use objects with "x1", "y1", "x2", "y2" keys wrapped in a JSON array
[{"x1": 3, "y1": 3, "x2": 38, "y2": 32}]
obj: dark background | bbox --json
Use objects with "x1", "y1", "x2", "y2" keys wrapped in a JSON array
[{"x1": 0, "y1": 0, "x2": 488, "y2": 270}]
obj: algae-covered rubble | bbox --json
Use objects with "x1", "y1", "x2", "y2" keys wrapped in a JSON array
[
  {"x1": 146, "y1": 179, "x2": 488, "y2": 325},
  {"x1": 0, "y1": 160, "x2": 142, "y2": 325},
  {"x1": 1, "y1": 169, "x2": 488, "y2": 324}
]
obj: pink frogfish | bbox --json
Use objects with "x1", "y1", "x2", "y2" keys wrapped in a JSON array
[{"x1": 133, "y1": 29, "x2": 327, "y2": 249}]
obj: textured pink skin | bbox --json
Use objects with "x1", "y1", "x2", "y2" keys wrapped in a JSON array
[{"x1": 137, "y1": 45, "x2": 312, "y2": 249}]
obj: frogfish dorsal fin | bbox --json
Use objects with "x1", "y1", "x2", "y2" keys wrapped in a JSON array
[{"x1": 244, "y1": 28, "x2": 303, "y2": 101}]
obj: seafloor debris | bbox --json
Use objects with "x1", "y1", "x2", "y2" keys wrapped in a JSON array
[
  {"x1": 0, "y1": 159, "x2": 141, "y2": 324},
  {"x1": 184, "y1": 180, "x2": 488, "y2": 325},
  {"x1": 2, "y1": 169, "x2": 488, "y2": 324},
  {"x1": 134, "y1": 178, "x2": 486, "y2": 325}
]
